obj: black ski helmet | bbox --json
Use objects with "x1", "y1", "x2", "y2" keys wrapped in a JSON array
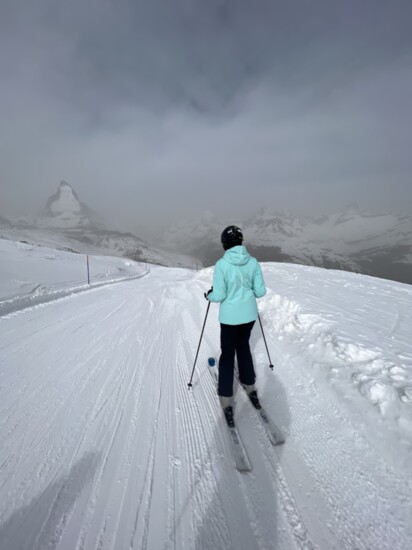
[{"x1": 221, "y1": 225, "x2": 243, "y2": 250}]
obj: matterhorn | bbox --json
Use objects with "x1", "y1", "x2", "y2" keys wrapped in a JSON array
[{"x1": 38, "y1": 181, "x2": 105, "y2": 230}]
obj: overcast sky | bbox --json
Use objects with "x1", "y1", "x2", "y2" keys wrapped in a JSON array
[{"x1": 0, "y1": 0, "x2": 411, "y2": 229}]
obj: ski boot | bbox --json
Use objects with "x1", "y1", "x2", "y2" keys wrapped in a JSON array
[
  {"x1": 248, "y1": 390, "x2": 262, "y2": 410},
  {"x1": 223, "y1": 406, "x2": 235, "y2": 428}
]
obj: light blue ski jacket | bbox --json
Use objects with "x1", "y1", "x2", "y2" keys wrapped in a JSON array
[{"x1": 207, "y1": 246, "x2": 266, "y2": 325}]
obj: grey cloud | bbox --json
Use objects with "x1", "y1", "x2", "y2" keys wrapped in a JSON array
[
  {"x1": 0, "y1": 0, "x2": 411, "y2": 226},
  {"x1": 3, "y1": 0, "x2": 411, "y2": 116}
]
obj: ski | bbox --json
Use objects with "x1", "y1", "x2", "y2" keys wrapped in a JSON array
[
  {"x1": 236, "y1": 374, "x2": 285, "y2": 446},
  {"x1": 208, "y1": 358, "x2": 252, "y2": 472},
  {"x1": 254, "y1": 405, "x2": 285, "y2": 445},
  {"x1": 226, "y1": 423, "x2": 252, "y2": 472}
]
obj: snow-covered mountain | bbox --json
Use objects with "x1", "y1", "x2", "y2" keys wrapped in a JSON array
[
  {"x1": 1, "y1": 182, "x2": 196, "y2": 268},
  {"x1": 38, "y1": 181, "x2": 106, "y2": 230},
  {"x1": 160, "y1": 207, "x2": 412, "y2": 284},
  {"x1": 159, "y1": 211, "x2": 230, "y2": 250},
  {"x1": 157, "y1": 211, "x2": 244, "y2": 268},
  {"x1": 244, "y1": 206, "x2": 412, "y2": 284}
]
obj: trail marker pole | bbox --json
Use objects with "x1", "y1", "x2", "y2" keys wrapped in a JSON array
[{"x1": 86, "y1": 255, "x2": 90, "y2": 285}]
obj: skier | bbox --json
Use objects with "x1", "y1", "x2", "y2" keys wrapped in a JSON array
[{"x1": 205, "y1": 226, "x2": 267, "y2": 427}]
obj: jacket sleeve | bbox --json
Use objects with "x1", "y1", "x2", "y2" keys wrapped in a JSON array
[
  {"x1": 253, "y1": 261, "x2": 266, "y2": 298},
  {"x1": 207, "y1": 262, "x2": 227, "y2": 302}
]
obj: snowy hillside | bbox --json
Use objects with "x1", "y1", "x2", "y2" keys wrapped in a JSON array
[
  {"x1": 160, "y1": 207, "x2": 412, "y2": 284},
  {"x1": 0, "y1": 239, "x2": 411, "y2": 549},
  {"x1": 1, "y1": 181, "x2": 197, "y2": 268},
  {"x1": 0, "y1": 238, "x2": 149, "y2": 316}
]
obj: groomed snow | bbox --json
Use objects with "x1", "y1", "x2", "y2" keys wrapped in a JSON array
[{"x1": 0, "y1": 241, "x2": 411, "y2": 549}]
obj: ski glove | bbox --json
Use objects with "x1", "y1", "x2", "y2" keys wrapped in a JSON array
[{"x1": 204, "y1": 287, "x2": 213, "y2": 300}]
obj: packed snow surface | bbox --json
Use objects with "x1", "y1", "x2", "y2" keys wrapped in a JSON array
[{"x1": 0, "y1": 241, "x2": 412, "y2": 549}]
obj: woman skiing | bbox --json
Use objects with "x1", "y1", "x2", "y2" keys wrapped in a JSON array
[{"x1": 205, "y1": 225, "x2": 266, "y2": 427}]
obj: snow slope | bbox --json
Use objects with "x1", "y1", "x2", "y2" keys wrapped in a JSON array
[
  {"x1": 0, "y1": 245, "x2": 412, "y2": 549},
  {"x1": 1, "y1": 181, "x2": 197, "y2": 269},
  {"x1": 0, "y1": 238, "x2": 151, "y2": 319}
]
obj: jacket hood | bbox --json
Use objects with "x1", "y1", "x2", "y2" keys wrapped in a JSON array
[{"x1": 223, "y1": 245, "x2": 251, "y2": 266}]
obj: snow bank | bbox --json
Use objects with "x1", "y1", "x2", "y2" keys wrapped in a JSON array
[
  {"x1": 259, "y1": 264, "x2": 412, "y2": 440},
  {"x1": 0, "y1": 238, "x2": 147, "y2": 315}
]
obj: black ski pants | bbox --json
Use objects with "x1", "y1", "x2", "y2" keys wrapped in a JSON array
[{"x1": 218, "y1": 321, "x2": 256, "y2": 397}]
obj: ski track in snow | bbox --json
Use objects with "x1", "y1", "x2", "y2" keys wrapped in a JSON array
[{"x1": 0, "y1": 266, "x2": 411, "y2": 549}]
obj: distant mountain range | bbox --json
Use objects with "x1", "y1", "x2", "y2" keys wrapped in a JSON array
[
  {"x1": 158, "y1": 207, "x2": 412, "y2": 285},
  {"x1": 2, "y1": 184, "x2": 411, "y2": 284},
  {"x1": 0, "y1": 182, "x2": 195, "y2": 268}
]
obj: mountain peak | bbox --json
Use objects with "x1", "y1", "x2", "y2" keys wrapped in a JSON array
[
  {"x1": 45, "y1": 181, "x2": 82, "y2": 217},
  {"x1": 59, "y1": 180, "x2": 72, "y2": 189},
  {"x1": 58, "y1": 180, "x2": 77, "y2": 195},
  {"x1": 39, "y1": 181, "x2": 105, "y2": 230}
]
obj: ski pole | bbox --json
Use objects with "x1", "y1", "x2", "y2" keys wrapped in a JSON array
[
  {"x1": 188, "y1": 301, "x2": 211, "y2": 388},
  {"x1": 258, "y1": 313, "x2": 274, "y2": 370}
]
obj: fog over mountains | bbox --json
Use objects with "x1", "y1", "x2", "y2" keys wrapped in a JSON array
[
  {"x1": 1, "y1": 181, "x2": 412, "y2": 284},
  {"x1": 0, "y1": 182, "x2": 194, "y2": 268},
  {"x1": 158, "y1": 207, "x2": 412, "y2": 285}
]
